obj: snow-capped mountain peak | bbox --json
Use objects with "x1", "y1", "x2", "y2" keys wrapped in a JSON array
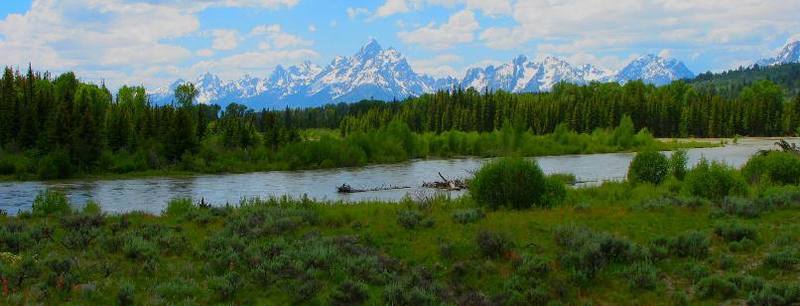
[
  {"x1": 758, "y1": 40, "x2": 800, "y2": 66},
  {"x1": 149, "y1": 40, "x2": 696, "y2": 108},
  {"x1": 615, "y1": 54, "x2": 694, "y2": 85}
]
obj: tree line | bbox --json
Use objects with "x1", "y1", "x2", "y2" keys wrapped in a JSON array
[{"x1": 276, "y1": 78, "x2": 800, "y2": 138}]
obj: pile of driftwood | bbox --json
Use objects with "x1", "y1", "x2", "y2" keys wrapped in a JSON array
[
  {"x1": 337, "y1": 183, "x2": 410, "y2": 194},
  {"x1": 759, "y1": 140, "x2": 800, "y2": 156},
  {"x1": 422, "y1": 172, "x2": 468, "y2": 191}
]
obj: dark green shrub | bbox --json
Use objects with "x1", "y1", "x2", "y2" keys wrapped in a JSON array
[
  {"x1": 680, "y1": 262, "x2": 710, "y2": 283},
  {"x1": 747, "y1": 283, "x2": 800, "y2": 305},
  {"x1": 718, "y1": 254, "x2": 736, "y2": 270},
  {"x1": 696, "y1": 275, "x2": 738, "y2": 299},
  {"x1": 163, "y1": 198, "x2": 195, "y2": 218},
  {"x1": 470, "y1": 158, "x2": 564, "y2": 209},
  {"x1": 452, "y1": 208, "x2": 485, "y2": 224},
  {"x1": 117, "y1": 282, "x2": 135, "y2": 306},
  {"x1": 713, "y1": 197, "x2": 766, "y2": 218},
  {"x1": 476, "y1": 230, "x2": 513, "y2": 259},
  {"x1": 330, "y1": 279, "x2": 369, "y2": 306},
  {"x1": 209, "y1": 272, "x2": 242, "y2": 300},
  {"x1": 554, "y1": 225, "x2": 646, "y2": 283},
  {"x1": 625, "y1": 262, "x2": 659, "y2": 290},
  {"x1": 669, "y1": 231, "x2": 709, "y2": 259},
  {"x1": 122, "y1": 236, "x2": 157, "y2": 261},
  {"x1": 382, "y1": 267, "x2": 443, "y2": 305},
  {"x1": 670, "y1": 149, "x2": 688, "y2": 179},
  {"x1": 397, "y1": 210, "x2": 434, "y2": 229},
  {"x1": 684, "y1": 159, "x2": 748, "y2": 199},
  {"x1": 628, "y1": 151, "x2": 670, "y2": 184},
  {"x1": 0, "y1": 157, "x2": 15, "y2": 175},
  {"x1": 763, "y1": 250, "x2": 799, "y2": 270},
  {"x1": 31, "y1": 190, "x2": 71, "y2": 217},
  {"x1": 36, "y1": 150, "x2": 72, "y2": 180},
  {"x1": 743, "y1": 151, "x2": 800, "y2": 185},
  {"x1": 714, "y1": 221, "x2": 758, "y2": 242}
]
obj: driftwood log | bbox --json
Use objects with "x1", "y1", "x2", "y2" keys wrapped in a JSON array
[
  {"x1": 422, "y1": 172, "x2": 468, "y2": 191},
  {"x1": 337, "y1": 183, "x2": 411, "y2": 194},
  {"x1": 758, "y1": 140, "x2": 800, "y2": 156}
]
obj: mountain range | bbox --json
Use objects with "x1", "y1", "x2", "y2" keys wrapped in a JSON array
[{"x1": 150, "y1": 39, "x2": 800, "y2": 108}]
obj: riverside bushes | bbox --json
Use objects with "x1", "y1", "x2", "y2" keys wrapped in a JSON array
[
  {"x1": 628, "y1": 151, "x2": 670, "y2": 184},
  {"x1": 684, "y1": 159, "x2": 748, "y2": 199},
  {"x1": 743, "y1": 151, "x2": 800, "y2": 185},
  {"x1": 470, "y1": 158, "x2": 565, "y2": 209}
]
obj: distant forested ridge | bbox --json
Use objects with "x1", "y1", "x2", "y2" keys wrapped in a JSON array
[
  {"x1": 0, "y1": 64, "x2": 798, "y2": 179},
  {"x1": 690, "y1": 62, "x2": 800, "y2": 99}
]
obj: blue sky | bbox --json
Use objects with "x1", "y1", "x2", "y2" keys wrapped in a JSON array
[{"x1": 1, "y1": 0, "x2": 798, "y2": 90}]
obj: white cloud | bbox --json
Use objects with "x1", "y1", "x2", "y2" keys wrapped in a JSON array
[
  {"x1": 398, "y1": 10, "x2": 479, "y2": 50},
  {"x1": 0, "y1": 0, "x2": 302, "y2": 90},
  {"x1": 250, "y1": 24, "x2": 313, "y2": 49},
  {"x1": 308, "y1": 24, "x2": 316, "y2": 32},
  {"x1": 210, "y1": 29, "x2": 240, "y2": 50},
  {"x1": 409, "y1": 54, "x2": 462, "y2": 78},
  {"x1": 188, "y1": 48, "x2": 318, "y2": 80},
  {"x1": 196, "y1": 49, "x2": 215, "y2": 57},
  {"x1": 375, "y1": 0, "x2": 410, "y2": 17},
  {"x1": 347, "y1": 7, "x2": 370, "y2": 19},
  {"x1": 373, "y1": 0, "x2": 512, "y2": 17}
]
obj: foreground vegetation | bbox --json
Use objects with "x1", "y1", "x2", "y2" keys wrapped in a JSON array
[{"x1": 3, "y1": 149, "x2": 800, "y2": 304}]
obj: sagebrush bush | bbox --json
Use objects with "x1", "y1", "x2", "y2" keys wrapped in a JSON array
[
  {"x1": 669, "y1": 231, "x2": 710, "y2": 259},
  {"x1": 684, "y1": 159, "x2": 748, "y2": 199},
  {"x1": 714, "y1": 221, "x2": 758, "y2": 242},
  {"x1": 712, "y1": 197, "x2": 766, "y2": 218},
  {"x1": 743, "y1": 151, "x2": 800, "y2": 185},
  {"x1": 628, "y1": 151, "x2": 670, "y2": 184},
  {"x1": 31, "y1": 189, "x2": 71, "y2": 217},
  {"x1": 695, "y1": 275, "x2": 738, "y2": 299},
  {"x1": 451, "y1": 208, "x2": 485, "y2": 224},
  {"x1": 625, "y1": 262, "x2": 659, "y2": 290},
  {"x1": 470, "y1": 158, "x2": 564, "y2": 209},
  {"x1": 476, "y1": 230, "x2": 513, "y2": 259},
  {"x1": 330, "y1": 279, "x2": 369, "y2": 306},
  {"x1": 397, "y1": 210, "x2": 434, "y2": 229},
  {"x1": 763, "y1": 250, "x2": 799, "y2": 270}
]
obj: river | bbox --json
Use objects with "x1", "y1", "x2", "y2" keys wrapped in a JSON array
[{"x1": 0, "y1": 138, "x2": 792, "y2": 214}]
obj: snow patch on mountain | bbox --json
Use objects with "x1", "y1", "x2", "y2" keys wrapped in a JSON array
[{"x1": 758, "y1": 40, "x2": 800, "y2": 66}]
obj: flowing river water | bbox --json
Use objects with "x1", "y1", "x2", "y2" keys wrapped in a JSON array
[{"x1": 0, "y1": 138, "x2": 794, "y2": 214}]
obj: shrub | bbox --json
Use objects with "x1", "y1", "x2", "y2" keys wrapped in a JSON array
[
  {"x1": 81, "y1": 201, "x2": 102, "y2": 215},
  {"x1": 156, "y1": 279, "x2": 200, "y2": 302},
  {"x1": 763, "y1": 250, "x2": 799, "y2": 270},
  {"x1": 470, "y1": 158, "x2": 564, "y2": 209},
  {"x1": 680, "y1": 262, "x2": 710, "y2": 283},
  {"x1": 625, "y1": 262, "x2": 659, "y2": 290},
  {"x1": 554, "y1": 225, "x2": 646, "y2": 283},
  {"x1": 669, "y1": 231, "x2": 709, "y2": 259},
  {"x1": 670, "y1": 149, "x2": 688, "y2": 179},
  {"x1": 712, "y1": 197, "x2": 766, "y2": 218},
  {"x1": 743, "y1": 151, "x2": 800, "y2": 185},
  {"x1": 476, "y1": 230, "x2": 513, "y2": 259},
  {"x1": 452, "y1": 208, "x2": 485, "y2": 224},
  {"x1": 36, "y1": 150, "x2": 72, "y2": 180},
  {"x1": 31, "y1": 190, "x2": 71, "y2": 217},
  {"x1": 628, "y1": 151, "x2": 670, "y2": 184},
  {"x1": 208, "y1": 272, "x2": 242, "y2": 300},
  {"x1": 117, "y1": 282, "x2": 135, "y2": 306},
  {"x1": 122, "y1": 237, "x2": 157, "y2": 261},
  {"x1": 163, "y1": 198, "x2": 195, "y2": 218},
  {"x1": 714, "y1": 221, "x2": 758, "y2": 242},
  {"x1": 684, "y1": 159, "x2": 748, "y2": 199},
  {"x1": 747, "y1": 283, "x2": 800, "y2": 305},
  {"x1": 397, "y1": 210, "x2": 434, "y2": 229},
  {"x1": 695, "y1": 275, "x2": 738, "y2": 299},
  {"x1": 330, "y1": 279, "x2": 369, "y2": 306}
]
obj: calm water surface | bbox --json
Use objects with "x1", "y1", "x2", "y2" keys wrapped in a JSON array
[{"x1": 0, "y1": 138, "x2": 792, "y2": 214}]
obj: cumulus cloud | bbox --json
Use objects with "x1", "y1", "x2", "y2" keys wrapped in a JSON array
[
  {"x1": 250, "y1": 24, "x2": 314, "y2": 49},
  {"x1": 0, "y1": 0, "x2": 302, "y2": 89},
  {"x1": 347, "y1": 7, "x2": 370, "y2": 19},
  {"x1": 398, "y1": 10, "x2": 479, "y2": 50},
  {"x1": 188, "y1": 48, "x2": 318, "y2": 80},
  {"x1": 210, "y1": 29, "x2": 241, "y2": 50},
  {"x1": 373, "y1": 0, "x2": 512, "y2": 17}
]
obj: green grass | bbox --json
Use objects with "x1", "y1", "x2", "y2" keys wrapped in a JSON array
[{"x1": 2, "y1": 176, "x2": 799, "y2": 304}]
